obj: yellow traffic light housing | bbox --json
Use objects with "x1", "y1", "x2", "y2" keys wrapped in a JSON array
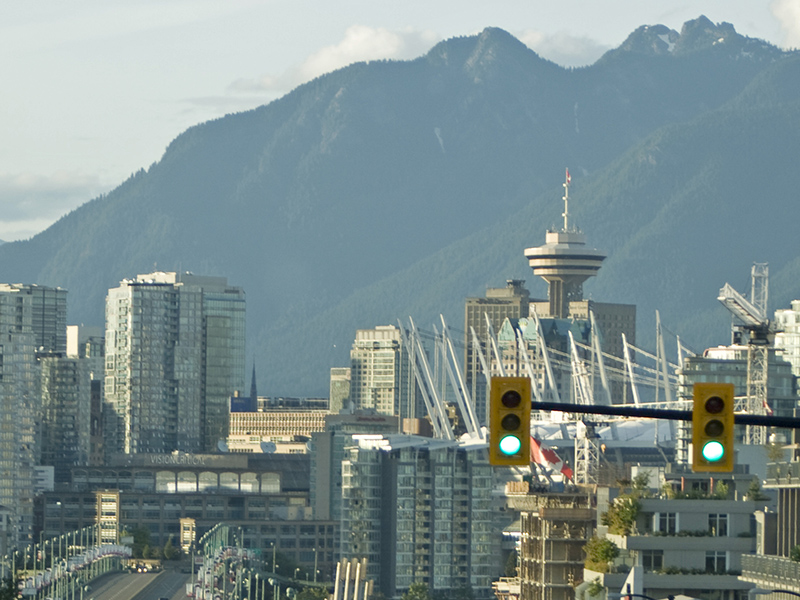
[
  {"x1": 489, "y1": 376, "x2": 531, "y2": 466},
  {"x1": 692, "y1": 382, "x2": 735, "y2": 473}
]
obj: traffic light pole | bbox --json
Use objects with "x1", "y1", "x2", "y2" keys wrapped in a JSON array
[{"x1": 530, "y1": 401, "x2": 800, "y2": 429}]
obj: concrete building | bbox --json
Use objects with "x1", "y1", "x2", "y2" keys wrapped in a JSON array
[
  {"x1": 38, "y1": 325, "x2": 105, "y2": 477},
  {"x1": 0, "y1": 284, "x2": 68, "y2": 353},
  {"x1": 585, "y1": 466, "x2": 768, "y2": 600},
  {"x1": 339, "y1": 435, "x2": 498, "y2": 599},
  {"x1": 39, "y1": 354, "x2": 94, "y2": 478},
  {"x1": 774, "y1": 299, "x2": 800, "y2": 378},
  {"x1": 35, "y1": 452, "x2": 337, "y2": 578},
  {"x1": 464, "y1": 280, "x2": 532, "y2": 426},
  {"x1": 523, "y1": 172, "x2": 605, "y2": 321},
  {"x1": 330, "y1": 367, "x2": 352, "y2": 414},
  {"x1": 310, "y1": 412, "x2": 400, "y2": 523},
  {"x1": 741, "y1": 442, "x2": 800, "y2": 597},
  {"x1": 104, "y1": 272, "x2": 246, "y2": 455},
  {"x1": 227, "y1": 398, "x2": 329, "y2": 453},
  {"x1": 495, "y1": 316, "x2": 591, "y2": 404},
  {"x1": 506, "y1": 483, "x2": 595, "y2": 600},
  {"x1": 675, "y1": 345, "x2": 796, "y2": 463},
  {"x1": 349, "y1": 325, "x2": 415, "y2": 419},
  {"x1": 0, "y1": 284, "x2": 65, "y2": 549}
]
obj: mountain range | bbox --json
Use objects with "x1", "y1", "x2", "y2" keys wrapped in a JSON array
[{"x1": 2, "y1": 16, "x2": 799, "y2": 396}]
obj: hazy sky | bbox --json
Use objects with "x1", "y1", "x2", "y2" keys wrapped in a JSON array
[{"x1": 1, "y1": 1, "x2": 798, "y2": 242}]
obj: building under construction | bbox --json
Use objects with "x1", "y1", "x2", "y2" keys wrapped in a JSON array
[{"x1": 506, "y1": 481, "x2": 595, "y2": 600}]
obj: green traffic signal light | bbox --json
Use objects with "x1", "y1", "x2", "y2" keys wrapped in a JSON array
[
  {"x1": 489, "y1": 377, "x2": 531, "y2": 466},
  {"x1": 692, "y1": 382, "x2": 735, "y2": 473},
  {"x1": 701, "y1": 440, "x2": 725, "y2": 462},
  {"x1": 499, "y1": 434, "x2": 522, "y2": 456}
]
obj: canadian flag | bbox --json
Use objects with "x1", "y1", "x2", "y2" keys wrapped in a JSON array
[
  {"x1": 566, "y1": 168, "x2": 571, "y2": 184},
  {"x1": 530, "y1": 436, "x2": 574, "y2": 480}
]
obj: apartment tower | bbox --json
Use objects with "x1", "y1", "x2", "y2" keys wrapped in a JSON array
[
  {"x1": 104, "y1": 272, "x2": 245, "y2": 456},
  {"x1": 0, "y1": 284, "x2": 67, "y2": 550}
]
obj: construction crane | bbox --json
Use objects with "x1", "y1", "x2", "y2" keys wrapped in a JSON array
[{"x1": 717, "y1": 263, "x2": 773, "y2": 445}]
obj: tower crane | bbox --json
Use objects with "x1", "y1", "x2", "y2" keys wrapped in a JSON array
[{"x1": 717, "y1": 263, "x2": 773, "y2": 445}]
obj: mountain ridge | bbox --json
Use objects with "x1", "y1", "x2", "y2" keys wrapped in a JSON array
[{"x1": 1, "y1": 18, "x2": 798, "y2": 395}]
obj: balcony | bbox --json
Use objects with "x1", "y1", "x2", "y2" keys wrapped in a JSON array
[
  {"x1": 607, "y1": 532, "x2": 754, "y2": 554},
  {"x1": 742, "y1": 554, "x2": 800, "y2": 593}
]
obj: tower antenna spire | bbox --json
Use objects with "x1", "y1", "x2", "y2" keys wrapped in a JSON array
[{"x1": 562, "y1": 168, "x2": 571, "y2": 231}]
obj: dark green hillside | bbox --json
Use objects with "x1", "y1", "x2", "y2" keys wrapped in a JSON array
[{"x1": 0, "y1": 18, "x2": 797, "y2": 395}]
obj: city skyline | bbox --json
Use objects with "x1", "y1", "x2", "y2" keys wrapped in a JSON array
[{"x1": 1, "y1": 1, "x2": 798, "y2": 241}]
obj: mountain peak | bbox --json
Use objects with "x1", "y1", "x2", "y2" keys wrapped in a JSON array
[
  {"x1": 674, "y1": 15, "x2": 739, "y2": 53},
  {"x1": 425, "y1": 27, "x2": 552, "y2": 73},
  {"x1": 600, "y1": 15, "x2": 785, "y2": 64}
]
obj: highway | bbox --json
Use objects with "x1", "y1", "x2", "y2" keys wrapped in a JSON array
[{"x1": 84, "y1": 568, "x2": 190, "y2": 600}]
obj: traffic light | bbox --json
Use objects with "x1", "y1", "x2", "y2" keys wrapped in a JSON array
[
  {"x1": 692, "y1": 382, "x2": 735, "y2": 472},
  {"x1": 489, "y1": 376, "x2": 531, "y2": 466}
]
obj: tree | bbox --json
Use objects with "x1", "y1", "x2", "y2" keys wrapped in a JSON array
[
  {"x1": 583, "y1": 536, "x2": 619, "y2": 573},
  {"x1": 601, "y1": 495, "x2": 640, "y2": 535},
  {"x1": 747, "y1": 478, "x2": 769, "y2": 501},
  {"x1": 297, "y1": 587, "x2": 328, "y2": 600},
  {"x1": 790, "y1": 545, "x2": 800, "y2": 563},
  {"x1": 504, "y1": 550, "x2": 518, "y2": 577},
  {"x1": 631, "y1": 472, "x2": 651, "y2": 497},
  {"x1": 129, "y1": 526, "x2": 152, "y2": 558},
  {"x1": 163, "y1": 535, "x2": 179, "y2": 560},
  {"x1": 0, "y1": 575, "x2": 18, "y2": 600},
  {"x1": 402, "y1": 582, "x2": 432, "y2": 600},
  {"x1": 712, "y1": 481, "x2": 730, "y2": 500},
  {"x1": 766, "y1": 442, "x2": 785, "y2": 462},
  {"x1": 586, "y1": 578, "x2": 604, "y2": 598}
]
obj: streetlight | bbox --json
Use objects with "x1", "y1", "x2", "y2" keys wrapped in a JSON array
[
  {"x1": 294, "y1": 568, "x2": 301, "y2": 581},
  {"x1": 750, "y1": 589, "x2": 800, "y2": 599}
]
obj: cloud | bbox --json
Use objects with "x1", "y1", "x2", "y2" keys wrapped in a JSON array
[
  {"x1": 299, "y1": 25, "x2": 439, "y2": 80},
  {"x1": 228, "y1": 25, "x2": 440, "y2": 95},
  {"x1": 516, "y1": 30, "x2": 611, "y2": 67},
  {"x1": 771, "y1": 0, "x2": 800, "y2": 48},
  {"x1": 0, "y1": 172, "x2": 111, "y2": 242}
]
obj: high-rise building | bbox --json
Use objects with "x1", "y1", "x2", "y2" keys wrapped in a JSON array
[
  {"x1": 104, "y1": 272, "x2": 246, "y2": 455},
  {"x1": 39, "y1": 326, "x2": 105, "y2": 478},
  {"x1": 0, "y1": 285, "x2": 62, "y2": 549},
  {"x1": 339, "y1": 435, "x2": 498, "y2": 598},
  {"x1": 349, "y1": 325, "x2": 415, "y2": 419},
  {"x1": 774, "y1": 299, "x2": 800, "y2": 377},
  {"x1": 309, "y1": 411, "x2": 399, "y2": 524},
  {"x1": 341, "y1": 434, "x2": 501, "y2": 598},
  {"x1": 464, "y1": 280, "x2": 531, "y2": 426}
]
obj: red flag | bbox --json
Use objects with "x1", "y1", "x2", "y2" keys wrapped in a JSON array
[
  {"x1": 530, "y1": 436, "x2": 574, "y2": 480},
  {"x1": 566, "y1": 168, "x2": 571, "y2": 184}
]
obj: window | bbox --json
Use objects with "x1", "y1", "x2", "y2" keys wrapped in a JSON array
[
  {"x1": 706, "y1": 551, "x2": 727, "y2": 573},
  {"x1": 655, "y1": 512, "x2": 677, "y2": 534},
  {"x1": 641, "y1": 550, "x2": 663, "y2": 571},
  {"x1": 708, "y1": 513, "x2": 728, "y2": 537}
]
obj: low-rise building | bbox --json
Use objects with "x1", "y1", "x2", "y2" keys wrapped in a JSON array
[
  {"x1": 34, "y1": 452, "x2": 337, "y2": 579},
  {"x1": 585, "y1": 466, "x2": 769, "y2": 600}
]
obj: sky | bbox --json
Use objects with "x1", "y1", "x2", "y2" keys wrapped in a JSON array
[{"x1": 1, "y1": 1, "x2": 799, "y2": 242}]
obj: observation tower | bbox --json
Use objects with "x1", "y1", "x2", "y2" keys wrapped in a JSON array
[{"x1": 524, "y1": 170, "x2": 605, "y2": 318}]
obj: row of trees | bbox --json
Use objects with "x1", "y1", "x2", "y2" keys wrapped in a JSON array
[{"x1": 124, "y1": 526, "x2": 180, "y2": 560}]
